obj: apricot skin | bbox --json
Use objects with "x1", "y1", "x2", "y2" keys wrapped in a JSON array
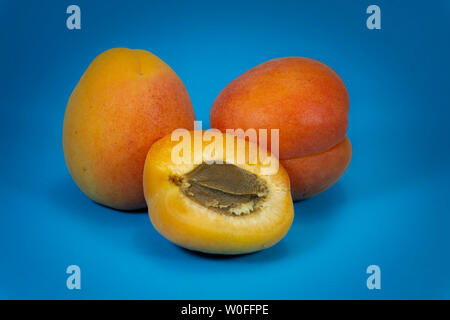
[
  {"x1": 280, "y1": 137, "x2": 352, "y2": 201},
  {"x1": 143, "y1": 131, "x2": 294, "y2": 254},
  {"x1": 63, "y1": 48, "x2": 195, "y2": 210},
  {"x1": 210, "y1": 57, "x2": 349, "y2": 160}
]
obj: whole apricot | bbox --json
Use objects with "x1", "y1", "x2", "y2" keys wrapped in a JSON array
[
  {"x1": 143, "y1": 130, "x2": 294, "y2": 254},
  {"x1": 210, "y1": 57, "x2": 351, "y2": 201},
  {"x1": 63, "y1": 48, "x2": 195, "y2": 210},
  {"x1": 210, "y1": 57, "x2": 349, "y2": 160}
]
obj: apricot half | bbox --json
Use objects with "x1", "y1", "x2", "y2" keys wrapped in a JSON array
[
  {"x1": 143, "y1": 131, "x2": 294, "y2": 254},
  {"x1": 63, "y1": 48, "x2": 195, "y2": 210},
  {"x1": 210, "y1": 57, "x2": 351, "y2": 201}
]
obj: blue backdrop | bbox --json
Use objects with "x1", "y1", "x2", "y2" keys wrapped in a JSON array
[{"x1": 1, "y1": 0, "x2": 449, "y2": 299}]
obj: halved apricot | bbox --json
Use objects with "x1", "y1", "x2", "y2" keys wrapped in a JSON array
[{"x1": 143, "y1": 130, "x2": 294, "y2": 254}]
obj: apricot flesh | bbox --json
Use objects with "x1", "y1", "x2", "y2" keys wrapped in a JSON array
[
  {"x1": 143, "y1": 131, "x2": 294, "y2": 254},
  {"x1": 280, "y1": 137, "x2": 352, "y2": 201},
  {"x1": 63, "y1": 48, "x2": 195, "y2": 210}
]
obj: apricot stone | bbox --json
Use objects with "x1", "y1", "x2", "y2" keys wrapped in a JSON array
[
  {"x1": 63, "y1": 48, "x2": 195, "y2": 210},
  {"x1": 210, "y1": 57, "x2": 349, "y2": 160},
  {"x1": 143, "y1": 131, "x2": 294, "y2": 254},
  {"x1": 280, "y1": 137, "x2": 352, "y2": 201}
]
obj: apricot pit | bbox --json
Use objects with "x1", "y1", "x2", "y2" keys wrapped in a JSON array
[{"x1": 173, "y1": 162, "x2": 269, "y2": 215}]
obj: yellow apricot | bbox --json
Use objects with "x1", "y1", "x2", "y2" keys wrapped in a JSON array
[
  {"x1": 143, "y1": 131, "x2": 294, "y2": 254},
  {"x1": 63, "y1": 48, "x2": 195, "y2": 210}
]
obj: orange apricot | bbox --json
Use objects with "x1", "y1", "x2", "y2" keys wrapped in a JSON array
[
  {"x1": 210, "y1": 57, "x2": 349, "y2": 160},
  {"x1": 210, "y1": 57, "x2": 351, "y2": 201},
  {"x1": 63, "y1": 48, "x2": 195, "y2": 210}
]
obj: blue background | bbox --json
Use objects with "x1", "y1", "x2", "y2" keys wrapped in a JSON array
[{"x1": 1, "y1": 0, "x2": 449, "y2": 299}]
